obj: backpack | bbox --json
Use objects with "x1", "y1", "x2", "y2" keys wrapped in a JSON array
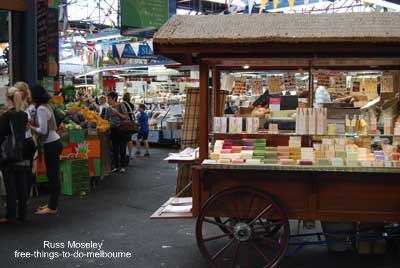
[{"x1": 1, "y1": 120, "x2": 24, "y2": 164}]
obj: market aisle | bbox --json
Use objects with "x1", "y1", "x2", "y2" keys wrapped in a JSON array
[{"x1": 0, "y1": 148, "x2": 398, "y2": 268}]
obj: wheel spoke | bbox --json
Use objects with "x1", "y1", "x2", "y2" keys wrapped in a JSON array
[
  {"x1": 213, "y1": 200, "x2": 232, "y2": 216},
  {"x1": 221, "y1": 218, "x2": 230, "y2": 225},
  {"x1": 245, "y1": 193, "x2": 257, "y2": 220},
  {"x1": 249, "y1": 204, "x2": 273, "y2": 226},
  {"x1": 204, "y1": 218, "x2": 233, "y2": 231},
  {"x1": 233, "y1": 192, "x2": 242, "y2": 221},
  {"x1": 203, "y1": 233, "x2": 232, "y2": 242},
  {"x1": 250, "y1": 241, "x2": 270, "y2": 264},
  {"x1": 230, "y1": 241, "x2": 241, "y2": 268},
  {"x1": 211, "y1": 238, "x2": 235, "y2": 261}
]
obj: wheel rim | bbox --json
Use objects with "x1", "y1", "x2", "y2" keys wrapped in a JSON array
[{"x1": 196, "y1": 187, "x2": 289, "y2": 268}]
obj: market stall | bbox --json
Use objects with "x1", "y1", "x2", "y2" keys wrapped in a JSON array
[
  {"x1": 152, "y1": 13, "x2": 400, "y2": 267},
  {"x1": 36, "y1": 99, "x2": 111, "y2": 195}
]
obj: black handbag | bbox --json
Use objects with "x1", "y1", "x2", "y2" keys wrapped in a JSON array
[{"x1": 1, "y1": 121, "x2": 24, "y2": 163}]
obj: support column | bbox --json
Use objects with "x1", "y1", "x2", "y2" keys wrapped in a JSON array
[
  {"x1": 199, "y1": 63, "x2": 209, "y2": 161},
  {"x1": 213, "y1": 67, "x2": 221, "y2": 116}
]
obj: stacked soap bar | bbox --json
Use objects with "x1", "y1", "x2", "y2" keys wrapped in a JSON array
[
  {"x1": 301, "y1": 148, "x2": 315, "y2": 162},
  {"x1": 289, "y1": 136, "x2": 302, "y2": 147},
  {"x1": 209, "y1": 138, "x2": 400, "y2": 169},
  {"x1": 265, "y1": 147, "x2": 278, "y2": 164},
  {"x1": 253, "y1": 139, "x2": 267, "y2": 160},
  {"x1": 277, "y1": 146, "x2": 290, "y2": 160}
]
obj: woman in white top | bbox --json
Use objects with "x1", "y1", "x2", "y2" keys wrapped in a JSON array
[
  {"x1": 14, "y1": 81, "x2": 37, "y2": 197},
  {"x1": 28, "y1": 85, "x2": 62, "y2": 215}
]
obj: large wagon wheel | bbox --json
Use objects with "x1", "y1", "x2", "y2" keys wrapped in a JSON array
[{"x1": 196, "y1": 187, "x2": 290, "y2": 268}]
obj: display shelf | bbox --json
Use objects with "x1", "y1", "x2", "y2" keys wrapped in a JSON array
[
  {"x1": 201, "y1": 161, "x2": 400, "y2": 174},
  {"x1": 211, "y1": 132, "x2": 398, "y2": 139}
]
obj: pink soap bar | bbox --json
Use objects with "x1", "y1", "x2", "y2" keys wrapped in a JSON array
[
  {"x1": 242, "y1": 146, "x2": 254, "y2": 150},
  {"x1": 220, "y1": 149, "x2": 232, "y2": 154},
  {"x1": 393, "y1": 153, "x2": 399, "y2": 161},
  {"x1": 222, "y1": 145, "x2": 232, "y2": 149},
  {"x1": 232, "y1": 159, "x2": 245, "y2": 164}
]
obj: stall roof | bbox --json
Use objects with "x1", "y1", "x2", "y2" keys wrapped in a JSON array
[
  {"x1": 154, "y1": 13, "x2": 400, "y2": 44},
  {"x1": 154, "y1": 13, "x2": 400, "y2": 67}
]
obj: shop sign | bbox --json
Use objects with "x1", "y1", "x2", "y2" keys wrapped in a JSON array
[
  {"x1": 48, "y1": 0, "x2": 59, "y2": 9},
  {"x1": 121, "y1": 0, "x2": 176, "y2": 30}
]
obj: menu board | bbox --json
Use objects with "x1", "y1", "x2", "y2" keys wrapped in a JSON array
[
  {"x1": 47, "y1": 8, "x2": 59, "y2": 78},
  {"x1": 36, "y1": 0, "x2": 59, "y2": 91},
  {"x1": 37, "y1": 0, "x2": 48, "y2": 80}
]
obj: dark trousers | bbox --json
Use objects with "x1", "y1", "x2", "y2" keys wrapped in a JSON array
[
  {"x1": 43, "y1": 140, "x2": 63, "y2": 210},
  {"x1": 111, "y1": 128, "x2": 127, "y2": 169},
  {"x1": 24, "y1": 138, "x2": 36, "y2": 197},
  {"x1": 3, "y1": 167, "x2": 28, "y2": 220}
]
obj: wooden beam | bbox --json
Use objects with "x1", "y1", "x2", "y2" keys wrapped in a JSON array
[
  {"x1": 0, "y1": 0, "x2": 27, "y2": 12},
  {"x1": 199, "y1": 63, "x2": 209, "y2": 162},
  {"x1": 154, "y1": 42, "x2": 400, "y2": 57}
]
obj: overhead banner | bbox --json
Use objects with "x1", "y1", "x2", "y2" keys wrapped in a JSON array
[
  {"x1": 121, "y1": 0, "x2": 176, "y2": 36},
  {"x1": 111, "y1": 42, "x2": 159, "y2": 59}
]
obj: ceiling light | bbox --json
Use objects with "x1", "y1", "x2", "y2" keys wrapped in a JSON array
[{"x1": 243, "y1": 64, "x2": 250, "y2": 70}]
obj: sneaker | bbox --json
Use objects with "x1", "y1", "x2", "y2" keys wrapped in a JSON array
[
  {"x1": 144, "y1": 152, "x2": 150, "y2": 157},
  {"x1": 119, "y1": 168, "x2": 126, "y2": 173},
  {"x1": 135, "y1": 151, "x2": 141, "y2": 156}
]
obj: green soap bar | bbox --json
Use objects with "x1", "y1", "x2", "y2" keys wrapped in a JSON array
[
  {"x1": 265, "y1": 152, "x2": 278, "y2": 157},
  {"x1": 264, "y1": 159, "x2": 278, "y2": 164},
  {"x1": 265, "y1": 147, "x2": 277, "y2": 151},
  {"x1": 317, "y1": 159, "x2": 330, "y2": 166},
  {"x1": 253, "y1": 156, "x2": 265, "y2": 160},
  {"x1": 253, "y1": 152, "x2": 266, "y2": 156},
  {"x1": 335, "y1": 151, "x2": 346, "y2": 159}
]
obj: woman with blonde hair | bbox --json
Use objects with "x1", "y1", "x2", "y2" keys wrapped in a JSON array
[
  {"x1": 14, "y1": 81, "x2": 37, "y2": 197},
  {"x1": 0, "y1": 87, "x2": 29, "y2": 223}
]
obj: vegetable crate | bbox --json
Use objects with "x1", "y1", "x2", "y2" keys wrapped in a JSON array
[{"x1": 61, "y1": 159, "x2": 90, "y2": 195}]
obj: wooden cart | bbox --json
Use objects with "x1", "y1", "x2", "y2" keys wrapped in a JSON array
[{"x1": 152, "y1": 13, "x2": 400, "y2": 267}]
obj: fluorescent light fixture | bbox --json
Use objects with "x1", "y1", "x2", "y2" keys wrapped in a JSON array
[{"x1": 243, "y1": 64, "x2": 250, "y2": 70}]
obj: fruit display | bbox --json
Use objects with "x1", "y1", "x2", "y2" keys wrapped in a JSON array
[{"x1": 72, "y1": 106, "x2": 110, "y2": 133}]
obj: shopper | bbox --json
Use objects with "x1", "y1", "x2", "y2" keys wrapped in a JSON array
[
  {"x1": 135, "y1": 104, "x2": 150, "y2": 157},
  {"x1": 28, "y1": 85, "x2": 63, "y2": 215},
  {"x1": 122, "y1": 92, "x2": 135, "y2": 160},
  {"x1": 97, "y1": 95, "x2": 108, "y2": 116},
  {"x1": 103, "y1": 92, "x2": 129, "y2": 173},
  {"x1": 14, "y1": 81, "x2": 37, "y2": 197},
  {"x1": 0, "y1": 87, "x2": 29, "y2": 223}
]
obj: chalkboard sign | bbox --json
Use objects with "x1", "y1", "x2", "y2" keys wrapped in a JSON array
[
  {"x1": 36, "y1": 0, "x2": 59, "y2": 91},
  {"x1": 47, "y1": 8, "x2": 59, "y2": 78},
  {"x1": 37, "y1": 0, "x2": 48, "y2": 80}
]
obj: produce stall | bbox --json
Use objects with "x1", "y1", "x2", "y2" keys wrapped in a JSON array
[
  {"x1": 152, "y1": 13, "x2": 400, "y2": 267},
  {"x1": 36, "y1": 100, "x2": 111, "y2": 195}
]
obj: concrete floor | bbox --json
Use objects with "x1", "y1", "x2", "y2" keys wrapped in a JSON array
[{"x1": 0, "y1": 147, "x2": 399, "y2": 268}]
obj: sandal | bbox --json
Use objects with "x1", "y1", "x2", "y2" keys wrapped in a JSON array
[
  {"x1": 35, "y1": 207, "x2": 58, "y2": 215},
  {"x1": 37, "y1": 204, "x2": 48, "y2": 211}
]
